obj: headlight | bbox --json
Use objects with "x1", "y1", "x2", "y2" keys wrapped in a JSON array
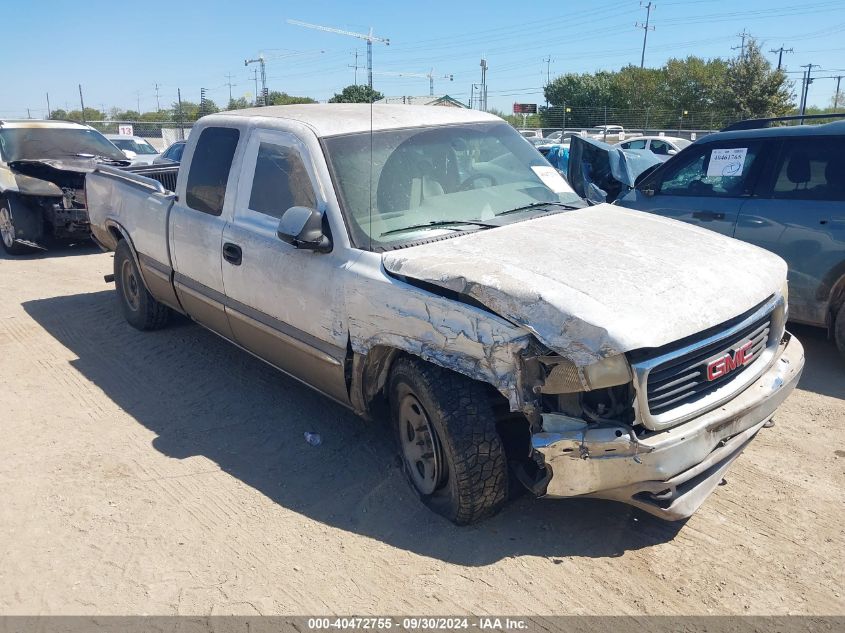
[{"x1": 540, "y1": 354, "x2": 632, "y2": 394}]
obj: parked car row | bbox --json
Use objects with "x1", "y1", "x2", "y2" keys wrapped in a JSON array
[{"x1": 83, "y1": 104, "x2": 803, "y2": 525}]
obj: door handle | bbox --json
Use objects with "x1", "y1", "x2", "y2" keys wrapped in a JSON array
[
  {"x1": 222, "y1": 242, "x2": 242, "y2": 266},
  {"x1": 692, "y1": 211, "x2": 726, "y2": 221}
]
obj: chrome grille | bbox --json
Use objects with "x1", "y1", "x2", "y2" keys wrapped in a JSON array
[
  {"x1": 646, "y1": 315, "x2": 771, "y2": 415},
  {"x1": 630, "y1": 295, "x2": 785, "y2": 431}
]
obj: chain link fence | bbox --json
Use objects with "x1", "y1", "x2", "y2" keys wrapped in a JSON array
[{"x1": 85, "y1": 121, "x2": 194, "y2": 151}]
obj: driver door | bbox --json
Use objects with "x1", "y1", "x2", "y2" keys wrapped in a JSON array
[{"x1": 621, "y1": 139, "x2": 766, "y2": 236}]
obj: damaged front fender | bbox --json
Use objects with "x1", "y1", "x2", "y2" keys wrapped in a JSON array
[{"x1": 345, "y1": 251, "x2": 536, "y2": 414}]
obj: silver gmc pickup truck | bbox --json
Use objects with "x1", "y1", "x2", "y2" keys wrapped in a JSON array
[{"x1": 86, "y1": 104, "x2": 804, "y2": 525}]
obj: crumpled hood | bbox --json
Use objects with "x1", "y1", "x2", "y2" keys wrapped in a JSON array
[{"x1": 382, "y1": 205, "x2": 787, "y2": 366}]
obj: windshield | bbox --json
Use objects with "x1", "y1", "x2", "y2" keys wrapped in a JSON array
[
  {"x1": 0, "y1": 127, "x2": 127, "y2": 162},
  {"x1": 110, "y1": 138, "x2": 159, "y2": 155},
  {"x1": 323, "y1": 122, "x2": 582, "y2": 250}
]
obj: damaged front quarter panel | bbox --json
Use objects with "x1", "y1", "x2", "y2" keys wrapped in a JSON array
[{"x1": 344, "y1": 251, "x2": 538, "y2": 415}]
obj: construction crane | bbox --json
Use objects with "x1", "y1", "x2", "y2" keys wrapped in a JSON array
[
  {"x1": 373, "y1": 69, "x2": 454, "y2": 96},
  {"x1": 244, "y1": 49, "x2": 324, "y2": 106},
  {"x1": 287, "y1": 19, "x2": 389, "y2": 89}
]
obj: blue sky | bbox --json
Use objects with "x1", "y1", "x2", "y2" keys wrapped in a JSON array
[{"x1": 4, "y1": 0, "x2": 845, "y2": 118}]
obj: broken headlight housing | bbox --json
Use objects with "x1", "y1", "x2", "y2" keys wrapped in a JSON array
[{"x1": 539, "y1": 354, "x2": 632, "y2": 394}]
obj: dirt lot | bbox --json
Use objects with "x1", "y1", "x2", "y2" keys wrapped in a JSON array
[{"x1": 0, "y1": 243, "x2": 843, "y2": 616}]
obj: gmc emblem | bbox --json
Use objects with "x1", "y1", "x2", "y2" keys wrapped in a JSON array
[{"x1": 706, "y1": 341, "x2": 755, "y2": 381}]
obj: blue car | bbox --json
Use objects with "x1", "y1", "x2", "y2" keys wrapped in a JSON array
[{"x1": 616, "y1": 116, "x2": 845, "y2": 357}]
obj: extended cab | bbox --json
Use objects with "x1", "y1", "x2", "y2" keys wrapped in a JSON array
[{"x1": 86, "y1": 105, "x2": 804, "y2": 524}]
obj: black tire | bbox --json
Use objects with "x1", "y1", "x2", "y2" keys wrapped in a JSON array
[
  {"x1": 114, "y1": 239, "x2": 170, "y2": 331},
  {"x1": 388, "y1": 356, "x2": 508, "y2": 525},
  {"x1": 0, "y1": 198, "x2": 33, "y2": 255},
  {"x1": 835, "y1": 303, "x2": 845, "y2": 361}
]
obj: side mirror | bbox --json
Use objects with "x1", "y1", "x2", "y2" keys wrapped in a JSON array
[
  {"x1": 667, "y1": 149, "x2": 678, "y2": 156},
  {"x1": 123, "y1": 150, "x2": 137, "y2": 159},
  {"x1": 277, "y1": 206, "x2": 331, "y2": 253}
]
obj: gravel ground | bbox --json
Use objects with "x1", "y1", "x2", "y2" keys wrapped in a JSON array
[{"x1": 0, "y1": 243, "x2": 843, "y2": 616}]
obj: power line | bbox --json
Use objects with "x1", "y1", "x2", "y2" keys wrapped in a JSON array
[{"x1": 635, "y1": 1, "x2": 656, "y2": 68}]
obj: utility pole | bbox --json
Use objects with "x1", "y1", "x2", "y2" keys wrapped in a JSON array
[
  {"x1": 349, "y1": 50, "x2": 361, "y2": 85},
  {"x1": 732, "y1": 29, "x2": 752, "y2": 59},
  {"x1": 833, "y1": 75, "x2": 843, "y2": 111},
  {"x1": 480, "y1": 57, "x2": 488, "y2": 111},
  {"x1": 200, "y1": 88, "x2": 207, "y2": 116},
  {"x1": 769, "y1": 45, "x2": 793, "y2": 70},
  {"x1": 287, "y1": 20, "x2": 389, "y2": 91},
  {"x1": 135, "y1": 91, "x2": 141, "y2": 113},
  {"x1": 27, "y1": 108, "x2": 32, "y2": 119},
  {"x1": 543, "y1": 55, "x2": 552, "y2": 108},
  {"x1": 635, "y1": 2, "x2": 655, "y2": 69},
  {"x1": 225, "y1": 73, "x2": 236, "y2": 103},
  {"x1": 78, "y1": 84, "x2": 86, "y2": 123},
  {"x1": 154, "y1": 83, "x2": 161, "y2": 111},
  {"x1": 177, "y1": 88, "x2": 184, "y2": 139},
  {"x1": 46, "y1": 92, "x2": 51, "y2": 119},
  {"x1": 249, "y1": 68, "x2": 259, "y2": 105},
  {"x1": 245, "y1": 56, "x2": 268, "y2": 105},
  {"x1": 799, "y1": 64, "x2": 819, "y2": 119}
]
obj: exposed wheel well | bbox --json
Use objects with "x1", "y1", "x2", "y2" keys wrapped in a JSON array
[{"x1": 354, "y1": 346, "x2": 532, "y2": 463}]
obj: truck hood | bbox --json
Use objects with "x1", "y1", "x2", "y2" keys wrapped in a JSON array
[{"x1": 381, "y1": 205, "x2": 787, "y2": 366}]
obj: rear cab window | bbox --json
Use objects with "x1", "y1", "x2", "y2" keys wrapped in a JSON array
[
  {"x1": 658, "y1": 139, "x2": 764, "y2": 197},
  {"x1": 185, "y1": 127, "x2": 240, "y2": 215}
]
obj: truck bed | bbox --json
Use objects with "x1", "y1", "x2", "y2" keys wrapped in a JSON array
[{"x1": 85, "y1": 164, "x2": 177, "y2": 269}]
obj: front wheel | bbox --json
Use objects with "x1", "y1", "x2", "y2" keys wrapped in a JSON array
[
  {"x1": 835, "y1": 303, "x2": 845, "y2": 361},
  {"x1": 388, "y1": 357, "x2": 508, "y2": 525},
  {"x1": 114, "y1": 239, "x2": 171, "y2": 331},
  {"x1": 0, "y1": 199, "x2": 32, "y2": 255}
]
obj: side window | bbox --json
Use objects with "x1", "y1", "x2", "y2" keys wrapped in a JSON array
[
  {"x1": 771, "y1": 137, "x2": 845, "y2": 201},
  {"x1": 624, "y1": 139, "x2": 647, "y2": 150},
  {"x1": 248, "y1": 142, "x2": 317, "y2": 219},
  {"x1": 171, "y1": 143, "x2": 185, "y2": 162},
  {"x1": 185, "y1": 127, "x2": 240, "y2": 215},
  {"x1": 650, "y1": 140, "x2": 671, "y2": 155},
  {"x1": 659, "y1": 142, "x2": 760, "y2": 197}
]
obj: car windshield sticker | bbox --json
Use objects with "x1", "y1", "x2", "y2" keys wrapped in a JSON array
[
  {"x1": 531, "y1": 165, "x2": 573, "y2": 193},
  {"x1": 707, "y1": 148, "x2": 748, "y2": 177}
]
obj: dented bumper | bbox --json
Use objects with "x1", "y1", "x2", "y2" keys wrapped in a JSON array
[{"x1": 532, "y1": 332, "x2": 804, "y2": 520}]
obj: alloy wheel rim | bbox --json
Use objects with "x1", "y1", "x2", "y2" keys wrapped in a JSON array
[
  {"x1": 398, "y1": 392, "x2": 443, "y2": 495},
  {"x1": 0, "y1": 207, "x2": 14, "y2": 248}
]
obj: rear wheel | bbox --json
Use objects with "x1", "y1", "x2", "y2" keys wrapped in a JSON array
[
  {"x1": 114, "y1": 239, "x2": 170, "y2": 331},
  {"x1": 0, "y1": 199, "x2": 32, "y2": 255},
  {"x1": 835, "y1": 303, "x2": 845, "y2": 361},
  {"x1": 388, "y1": 357, "x2": 508, "y2": 525}
]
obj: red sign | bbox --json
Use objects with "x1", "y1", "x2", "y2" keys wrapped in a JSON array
[{"x1": 513, "y1": 103, "x2": 538, "y2": 114}]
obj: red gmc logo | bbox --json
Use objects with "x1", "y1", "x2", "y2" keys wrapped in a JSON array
[{"x1": 706, "y1": 341, "x2": 755, "y2": 381}]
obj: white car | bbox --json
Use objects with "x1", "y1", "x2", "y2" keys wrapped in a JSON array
[
  {"x1": 105, "y1": 134, "x2": 161, "y2": 165},
  {"x1": 615, "y1": 135, "x2": 691, "y2": 161}
]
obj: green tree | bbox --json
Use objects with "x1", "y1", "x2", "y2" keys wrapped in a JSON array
[
  {"x1": 61, "y1": 107, "x2": 106, "y2": 122},
  {"x1": 328, "y1": 85, "x2": 384, "y2": 103},
  {"x1": 49, "y1": 108, "x2": 68, "y2": 120},
  {"x1": 170, "y1": 100, "x2": 215, "y2": 122},
  {"x1": 226, "y1": 97, "x2": 251, "y2": 110},
  {"x1": 111, "y1": 109, "x2": 141, "y2": 121},
  {"x1": 266, "y1": 91, "x2": 317, "y2": 105},
  {"x1": 720, "y1": 38, "x2": 793, "y2": 119}
]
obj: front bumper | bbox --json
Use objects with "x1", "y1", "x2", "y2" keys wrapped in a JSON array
[{"x1": 532, "y1": 332, "x2": 804, "y2": 520}]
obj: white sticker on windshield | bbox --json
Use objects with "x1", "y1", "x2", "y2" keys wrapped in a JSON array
[
  {"x1": 531, "y1": 165, "x2": 572, "y2": 193},
  {"x1": 707, "y1": 148, "x2": 748, "y2": 177}
]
